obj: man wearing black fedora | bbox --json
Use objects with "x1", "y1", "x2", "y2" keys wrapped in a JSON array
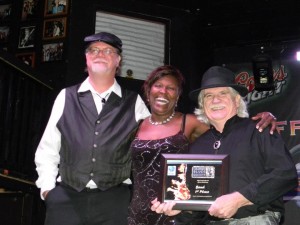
[
  {"x1": 34, "y1": 31, "x2": 150, "y2": 225},
  {"x1": 151, "y1": 66, "x2": 297, "y2": 225}
]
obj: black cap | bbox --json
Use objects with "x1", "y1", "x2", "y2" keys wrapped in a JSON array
[
  {"x1": 84, "y1": 32, "x2": 122, "y2": 53},
  {"x1": 189, "y1": 66, "x2": 248, "y2": 102}
]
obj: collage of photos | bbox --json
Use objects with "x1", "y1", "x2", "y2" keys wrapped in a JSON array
[
  {"x1": 1, "y1": 0, "x2": 68, "y2": 68},
  {"x1": 18, "y1": 0, "x2": 39, "y2": 49},
  {"x1": 42, "y1": 0, "x2": 68, "y2": 62},
  {"x1": 0, "y1": 3, "x2": 11, "y2": 45},
  {"x1": 14, "y1": 0, "x2": 39, "y2": 67}
]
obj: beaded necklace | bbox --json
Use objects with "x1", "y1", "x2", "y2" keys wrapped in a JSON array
[{"x1": 148, "y1": 111, "x2": 176, "y2": 125}]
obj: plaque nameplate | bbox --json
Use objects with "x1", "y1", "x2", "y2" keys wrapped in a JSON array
[{"x1": 158, "y1": 154, "x2": 229, "y2": 211}]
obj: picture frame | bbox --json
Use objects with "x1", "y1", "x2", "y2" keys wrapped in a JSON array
[
  {"x1": 18, "y1": 26, "x2": 36, "y2": 49},
  {"x1": 16, "y1": 52, "x2": 36, "y2": 68},
  {"x1": 42, "y1": 42, "x2": 63, "y2": 62},
  {"x1": 0, "y1": 3, "x2": 12, "y2": 21},
  {"x1": 0, "y1": 26, "x2": 9, "y2": 43},
  {"x1": 43, "y1": 17, "x2": 66, "y2": 40},
  {"x1": 44, "y1": 0, "x2": 68, "y2": 17},
  {"x1": 21, "y1": 0, "x2": 39, "y2": 21},
  {"x1": 158, "y1": 154, "x2": 229, "y2": 211}
]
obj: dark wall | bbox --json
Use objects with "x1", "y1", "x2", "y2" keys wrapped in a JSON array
[
  {"x1": 0, "y1": 0, "x2": 67, "y2": 93},
  {"x1": 1, "y1": 0, "x2": 214, "y2": 113},
  {"x1": 66, "y1": 0, "x2": 214, "y2": 113},
  {"x1": 0, "y1": 49, "x2": 54, "y2": 181},
  {"x1": 2, "y1": 1, "x2": 299, "y2": 112}
]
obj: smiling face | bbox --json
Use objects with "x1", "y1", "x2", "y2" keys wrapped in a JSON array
[
  {"x1": 203, "y1": 87, "x2": 240, "y2": 129},
  {"x1": 148, "y1": 75, "x2": 179, "y2": 117},
  {"x1": 85, "y1": 42, "x2": 121, "y2": 76}
]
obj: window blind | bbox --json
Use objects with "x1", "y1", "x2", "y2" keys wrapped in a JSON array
[{"x1": 95, "y1": 11, "x2": 167, "y2": 80}]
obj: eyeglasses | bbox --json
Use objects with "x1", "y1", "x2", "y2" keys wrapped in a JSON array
[{"x1": 85, "y1": 47, "x2": 118, "y2": 56}]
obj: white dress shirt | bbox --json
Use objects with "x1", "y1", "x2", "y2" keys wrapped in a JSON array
[{"x1": 35, "y1": 78, "x2": 150, "y2": 199}]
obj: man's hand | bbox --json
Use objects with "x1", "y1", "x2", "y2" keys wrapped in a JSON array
[
  {"x1": 252, "y1": 112, "x2": 277, "y2": 134},
  {"x1": 208, "y1": 192, "x2": 252, "y2": 219},
  {"x1": 151, "y1": 198, "x2": 181, "y2": 216}
]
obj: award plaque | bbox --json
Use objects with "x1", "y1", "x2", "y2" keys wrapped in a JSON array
[{"x1": 158, "y1": 154, "x2": 229, "y2": 211}]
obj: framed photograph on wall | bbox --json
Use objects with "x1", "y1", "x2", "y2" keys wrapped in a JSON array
[
  {"x1": 16, "y1": 52, "x2": 36, "y2": 68},
  {"x1": 42, "y1": 42, "x2": 63, "y2": 62},
  {"x1": 0, "y1": 3, "x2": 12, "y2": 21},
  {"x1": 43, "y1": 17, "x2": 66, "y2": 40},
  {"x1": 0, "y1": 26, "x2": 9, "y2": 43},
  {"x1": 44, "y1": 0, "x2": 68, "y2": 17},
  {"x1": 18, "y1": 26, "x2": 35, "y2": 48},
  {"x1": 21, "y1": 0, "x2": 39, "y2": 21}
]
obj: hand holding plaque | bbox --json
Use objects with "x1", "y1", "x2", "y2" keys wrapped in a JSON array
[{"x1": 158, "y1": 154, "x2": 229, "y2": 211}]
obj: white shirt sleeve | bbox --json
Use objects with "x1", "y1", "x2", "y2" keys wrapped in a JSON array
[
  {"x1": 35, "y1": 89, "x2": 65, "y2": 200},
  {"x1": 135, "y1": 94, "x2": 150, "y2": 122}
]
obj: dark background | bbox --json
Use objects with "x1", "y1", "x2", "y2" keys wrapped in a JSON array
[
  {"x1": 2, "y1": 0, "x2": 299, "y2": 110},
  {"x1": 0, "y1": 0, "x2": 299, "y2": 224}
]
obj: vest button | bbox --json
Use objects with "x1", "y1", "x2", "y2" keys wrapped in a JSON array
[
  {"x1": 90, "y1": 173, "x2": 94, "y2": 177},
  {"x1": 95, "y1": 131, "x2": 99, "y2": 135},
  {"x1": 96, "y1": 120, "x2": 100, "y2": 124},
  {"x1": 92, "y1": 158, "x2": 96, "y2": 162},
  {"x1": 93, "y1": 144, "x2": 97, "y2": 148}
]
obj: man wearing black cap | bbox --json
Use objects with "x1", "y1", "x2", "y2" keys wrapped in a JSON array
[
  {"x1": 151, "y1": 66, "x2": 297, "y2": 225},
  {"x1": 35, "y1": 32, "x2": 150, "y2": 225}
]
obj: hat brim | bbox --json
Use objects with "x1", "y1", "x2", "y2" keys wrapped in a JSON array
[
  {"x1": 84, "y1": 32, "x2": 122, "y2": 53},
  {"x1": 189, "y1": 84, "x2": 248, "y2": 103},
  {"x1": 85, "y1": 40, "x2": 122, "y2": 53}
]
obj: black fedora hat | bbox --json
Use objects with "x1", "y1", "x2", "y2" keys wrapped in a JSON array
[
  {"x1": 84, "y1": 32, "x2": 122, "y2": 53},
  {"x1": 189, "y1": 66, "x2": 248, "y2": 102}
]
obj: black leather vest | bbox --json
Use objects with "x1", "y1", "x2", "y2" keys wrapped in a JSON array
[{"x1": 57, "y1": 84, "x2": 139, "y2": 191}]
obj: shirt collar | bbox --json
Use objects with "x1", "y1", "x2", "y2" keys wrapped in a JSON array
[
  {"x1": 78, "y1": 77, "x2": 122, "y2": 97},
  {"x1": 210, "y1": 115, "x2": 242, "y2": 137}
]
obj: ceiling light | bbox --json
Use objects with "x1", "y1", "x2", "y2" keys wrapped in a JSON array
[{"x1": 296, "y1": 51, "x2": 300, "y2": 61}]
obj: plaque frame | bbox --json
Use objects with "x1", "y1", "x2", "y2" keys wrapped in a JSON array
[{"x1": 158, "y1": 154, "x2": 229, "y2": 211}]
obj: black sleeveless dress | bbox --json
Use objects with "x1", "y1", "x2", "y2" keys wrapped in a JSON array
[{"x1": 128, "y1": 115, "x2": 189, "y2": 225}]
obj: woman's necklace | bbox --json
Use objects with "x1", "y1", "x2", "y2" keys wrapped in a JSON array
[
  {"x1": 210, "y1": 130, "x2": 223, "y2": 151},
  {"x1": 149, "y1": 111, "x2": 176, "y2": 126}
]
